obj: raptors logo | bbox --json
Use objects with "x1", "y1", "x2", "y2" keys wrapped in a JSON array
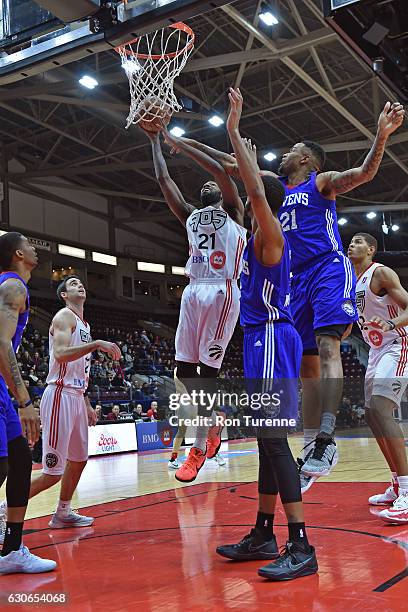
[
  {"x1": 392, "y1": 380, "x2": 402, "y2": 395},
  {"x1": 210, "y1": 251, "x2": 226, "y2": 269},
  {"x1": 45, "y1": 453, "x2": 58, "y2": 468},
  {"x1": 188, "y1": 209, "x2": 227, "y2": 232},
  {"x1": 209, "y1": 344, "x2": 223, "y2": 360}
]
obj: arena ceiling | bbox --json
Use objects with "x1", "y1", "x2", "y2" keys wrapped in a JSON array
[{"x1": 0, "y1": 0, "x2": 407, "y2": 251}]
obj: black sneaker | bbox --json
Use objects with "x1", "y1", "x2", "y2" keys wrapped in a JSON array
[
  {"x1": 216, "y1": 528, "x2": 279, "y2": 561},
  {"x1": 258, "y1": 541, "x2": 318, "y2": 581}
]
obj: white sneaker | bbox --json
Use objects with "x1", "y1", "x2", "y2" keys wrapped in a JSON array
[
  {"x1": 214, "y1": 453, "x2": 226, "y2": 466},
  {"x1": 301, "y1": 437, "x2": 338, "y2": 477},
  {"x1": 49, "y1": 509, "x2": 94, "y2": 529},
  {"x1": 300, "y1": 471, "x2": 317, "y2": 494},
  {"x1": 368, "y1": 484, "x2": 398, "y2": 506},
  {"x1": 0, "y1": 544, "x2": 56, "y2": 574},
  {"x1": 168, "y1": 458, "x2": 180, "y2": 469},
  {"x1": 379, "y1": 490, "x2": 408, "y2": 524}
]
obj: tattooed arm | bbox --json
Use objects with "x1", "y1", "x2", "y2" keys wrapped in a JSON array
[
  {"x1": 0, "y1": 278, "x2": 40, "y2": 444},
  {"x1": 317, "y1": 101, "x2": 405, "y2": 198}
]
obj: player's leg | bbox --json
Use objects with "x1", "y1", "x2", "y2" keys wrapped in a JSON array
[
  {"x1": 175, "y1": 284, "x2": 200, "y2": 393},
  {"x1": 0, "y1": 394, "x2": 56, "y2": 574},
  {"x1": 50, "y1": 395, "x2": 93, "y2": 528},
  {"x1": 168, "y1": 424, "x2": 186, "y2": 468}
]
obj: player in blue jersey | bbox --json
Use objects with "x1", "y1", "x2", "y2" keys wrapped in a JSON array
[
  {"x1": 276, "y1": 101, "x2": 405, "y2": 488},
  {"x1": 216, "y1": 88, "x2": 317, "y2": 581},
  {"x1": 0, "y1": 232, "x2": 56, "y2": 574}
]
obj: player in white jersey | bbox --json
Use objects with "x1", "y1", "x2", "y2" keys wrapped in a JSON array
[
  {"x1": 348, "y1": 233, "x2": 408, "y2": 524},
  {"x1": 20, "y1": 276, "x2": 120, "y2": 529},
  {"x1": 145, "y1": 127, "x2": 245, "y2": 482}
]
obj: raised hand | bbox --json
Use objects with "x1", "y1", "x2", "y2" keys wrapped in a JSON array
[
  {"x1": 377, "y1": 101, "x2": 405, "y2": 137},
  {"x1": 227, "y1": 87, "x2": 244, "y2": 133},
  {"x1": 243, "y1": 138, "x2": 258, "y2": 167}
]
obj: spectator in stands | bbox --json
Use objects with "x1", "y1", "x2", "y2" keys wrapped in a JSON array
[
  {"x1": 106, "y1": 405, "x2": 121, "y2": 421},
  {"x1": 94, "y1": 405, "x2": 103, "y2": 421},
  {"x1": 147, "y1": 401, "x2": 158, "y2": 421},
  {"x1": 132, "y1": 404, "x2": 145, "y2": 420}
]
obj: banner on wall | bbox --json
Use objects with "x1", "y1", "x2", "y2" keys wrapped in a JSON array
[
  {"x1": 136, "y1": 420, "x2": 177, "y2": 452},
  {"x1": 88, "y1": 423, "x2": 137, "y2": 456}
]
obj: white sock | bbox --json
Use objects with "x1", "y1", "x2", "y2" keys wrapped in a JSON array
[
  {"x1": 56, "y1": 500, "x2": 71, "y2": 516},
  {"x1": 391, "y1": 471, "x2": 398, "y2": 485},
  {"x1": 397, "y1": 475, "x2": 408, "y2": 493},
  {"x1": 302, "y1": 429, "x2": 318, "y2": 460}
]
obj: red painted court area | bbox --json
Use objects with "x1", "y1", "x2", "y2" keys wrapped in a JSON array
[{"x1": 2, "y1": 482, "x2": 407, "y2": 611}]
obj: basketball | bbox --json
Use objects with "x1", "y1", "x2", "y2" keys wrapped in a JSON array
[{"x1": 137, "y1": 105, "x2": 171, "y2": 133}]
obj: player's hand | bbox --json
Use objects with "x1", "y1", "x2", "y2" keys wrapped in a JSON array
[
  {"x1": 97, "y1": 341, "x2": 122, "y2": 361},
  {"x1": 227, "y1": 87, "x2": 243, "y2": 132},
  {"x1": 18, "y1": 403, "x2": 40, "y2": 446},
  {"x1": 140, "y1": 127, "x2": 160, "y2": 143},
  {"x1": 243, "y1": 138, "x2": 258, "y2": 167},
  {"x1": 162, "y1": 128, "x2": 181, "y2": 155},
  {"x1": 368, "y1": 316, "x2": 394, "y2": 332},
  {"x1": 377, "y1": 101, "x2": 405, "y2": 137},
  {"x1": 87, "y1": 404, "x2": 97, "y2": 426}
]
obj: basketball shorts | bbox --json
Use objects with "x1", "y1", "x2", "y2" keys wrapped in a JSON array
[
  {"x1": 40, "y1": 385, "x2": 89, "y2": 475},
  {"x1": 175, "y1": 279, "x2": 240, "y2": 369},
  {"x1": 365, "y1": 338, "x2": 408, "y2": 408},
  {"x1": 243, "y1": 322, "x2": 302, "y2": 421},
  {"x1": 0, "y1": 380, "x2": 23, "y2": 458},
  {"x1": 291, "y1": 252, "x2": 358, "y2": 351}
]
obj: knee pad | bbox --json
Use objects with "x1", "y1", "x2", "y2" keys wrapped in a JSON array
[
  {"x1": 0, "y1": 457, "x2": 8, "y2": 488},
  {"x1": 176, "y1": 361, "x2": 198, "y2": 381},
  {"x1": 199, "y1": 363, "x2": 219, "y2": 379}
]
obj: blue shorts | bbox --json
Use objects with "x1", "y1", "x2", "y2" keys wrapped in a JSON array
[
  {"x1": 0, "y1": 380, "x2": 23, "y2": 457},
  {"x1": 291, "y1": 252, "x2": 357, "y2": 351},
  {"x1": 243, "y1": 322, "x2": 302, "y2": 422}
]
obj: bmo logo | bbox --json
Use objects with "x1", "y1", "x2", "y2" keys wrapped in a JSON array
[
  {"x1": 142, "y1": 433, "x2": 159, "y2": 444},
  {"x1": 210, "y1": 251, "x2": 226, "y2": 269}
]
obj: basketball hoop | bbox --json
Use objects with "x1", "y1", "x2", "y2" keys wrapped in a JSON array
[{"x1": 115, "y1": 22, "x2": 195, "y2": 129}]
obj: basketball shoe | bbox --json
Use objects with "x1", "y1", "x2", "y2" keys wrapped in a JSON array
[
  {"x1": 0, "y1": 545, "x2": 56, "y2": 574},
  {"x1": 378, "y1": 490, "x2": 408, "y2": 524},
  {"x1": 297, "y1": 459, "x2": 317, "y2": 495},
  {"x1": 214, "y1": 453, "x2": 226, "y2": 466},
  {"x1": 49, "y1": 509, "x2": 94, "y2": 529},
  {"x1": 216, "y1": 528, "x2": 279, "y2": 561},
  {"x1": 175, "y1": 447, "x2": 206, "y2": 483},
  {"x1": 206, "y1": 413, "x2": 225, "y2": 459},
  {"x1": 258, "y1": 541, "x2": 318, "y2": 581},
  {"x1": 368, "y1": 483, "x2": 399, "y2": 506},
  {"x1": 168, "y1": 457, "x2": 180, "y2": 469},
  {"x1": 301, "y1": 436, "x2": 338, "y2": 477}
]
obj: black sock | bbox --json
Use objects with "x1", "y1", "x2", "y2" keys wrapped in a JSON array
[
  {"x1": 288, "y1": 522, "x2": 310, "y2": 550},
  {"x1": 255, "y1": 511, "x2": 274, "y2": 539},
  {"x1": 2, "y1": 522, "x2": 23, "y2": 556}
]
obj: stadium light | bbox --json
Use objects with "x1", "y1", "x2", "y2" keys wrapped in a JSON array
[
  {"x1": 391, "y1": 224, "x2": 400, "y2": 232},
  {"x1": 92, "y1": 252, "x2": 117, "y2": 266},
  {"x1": 208, "y1": 115, "x2": 224, "y2": 127},
  {"x1": 58, "y1": 244, "x2": 86, "y2": 259},
  {"x1": 338, "y1": 217, "x2": 348, "y2": 226},
  {"x1": 169, "y1": 126, "x2": 185, "y2": 137},
  {"x1": 137, "y1": 262, "x2": 165, "y2": 273},
  {"x1": 79, "y1": 75, "x2": 98, "y2": 89},
  {"x1": 171, "y1": 266, "x2": 186, "y2": 276},
  {"x1": 264, "y1": 152, "x2": 277, "y2": 162},
  {"x1": 366, "y1": 211, "x2": 377, "y2": 220},
  {"x1": 259, "y1": 11, "x2": 279, "y2": 26},
  {"x1": 0, "y1": 230, "x2": 6, "y2": 236}
]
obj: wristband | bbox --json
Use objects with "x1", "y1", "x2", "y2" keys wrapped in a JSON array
[
  {"x1": 19, "y1": 399, "x2": 33, "y2": 409},
  {"x1": 387, "y1": 320, "x2": 396, "y2": 330}
]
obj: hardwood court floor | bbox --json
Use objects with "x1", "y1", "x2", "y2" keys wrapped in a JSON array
[{"x1": 1, "y1": 434, "x2": 407, "y2": 611}]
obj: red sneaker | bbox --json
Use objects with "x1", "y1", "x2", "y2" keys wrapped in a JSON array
[
  {"x1": 206, "y1": 412, "x2": 225, "y2": 459},
  {"x1": 175, "y1": 447, "x2": 207, "y2": 483}
]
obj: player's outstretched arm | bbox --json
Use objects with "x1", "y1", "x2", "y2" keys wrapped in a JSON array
[
  {"x1": 164, "y1": 129, "x2": 244, "y2": 226},
  {"x1": 227, "y1": 87, "x2": 283, "y2": 266},
  {"x1": 52, "y1": 310, "x2": 121, "y2": 363},
  {"x1": 145, "y1": 130, "x2": 194, "y2": 226},
  {"x1": 0, "y1": 278, "x2": 40, "y2": 443},
  {"x1": 317, "y1": 101, "x2": 405, "y2": 198},
  {"x1": 369, "y1": 267, "x2": 408, "y2": 331}
]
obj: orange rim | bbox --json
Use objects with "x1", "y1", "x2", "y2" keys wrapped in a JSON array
[{"x1": 115, "y1": 22, "x2": 195, "y2": 60}]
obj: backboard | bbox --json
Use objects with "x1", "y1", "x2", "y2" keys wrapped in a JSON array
[{"x1": 0, "y1": 0, "x2": 230, "y2": 85}]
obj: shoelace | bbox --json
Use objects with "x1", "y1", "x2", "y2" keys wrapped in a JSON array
[
  {"x1": 183, "y1": 450, "x2": 205, "y2": 469},
  {"x1": 392, "y1": 491, "x2": 408, "y2": 509},
  {"x1": 311, "y1": 438, "x2": 334, "y2": 461}
]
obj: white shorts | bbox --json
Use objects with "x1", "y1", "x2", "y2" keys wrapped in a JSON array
[
  {"x1": 365, "y1": 338, "x2": 408, "y2": 408},
  {"x1": 175, "y1": 279, "x2": 240, "y2": 369},
  {"x1": 40, "y1": 385, "x2": 89, "y2": 475}
]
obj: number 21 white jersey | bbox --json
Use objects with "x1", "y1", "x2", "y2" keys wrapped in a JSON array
[
  {"x1": 184, "y1": 205, "x2": 246, "y2": 281},
  {"x1": 46, "y1": 308, "x2": 92, "y2": 392}
]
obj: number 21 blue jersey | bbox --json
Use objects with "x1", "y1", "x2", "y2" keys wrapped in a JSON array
[{"x1": 278, "y1": 172, "x2": 343, "y2": 274}]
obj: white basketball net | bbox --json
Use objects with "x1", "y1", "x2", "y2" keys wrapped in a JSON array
[{"x1": 117, "y1": 23, "x2": 195, "y2": 129}]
